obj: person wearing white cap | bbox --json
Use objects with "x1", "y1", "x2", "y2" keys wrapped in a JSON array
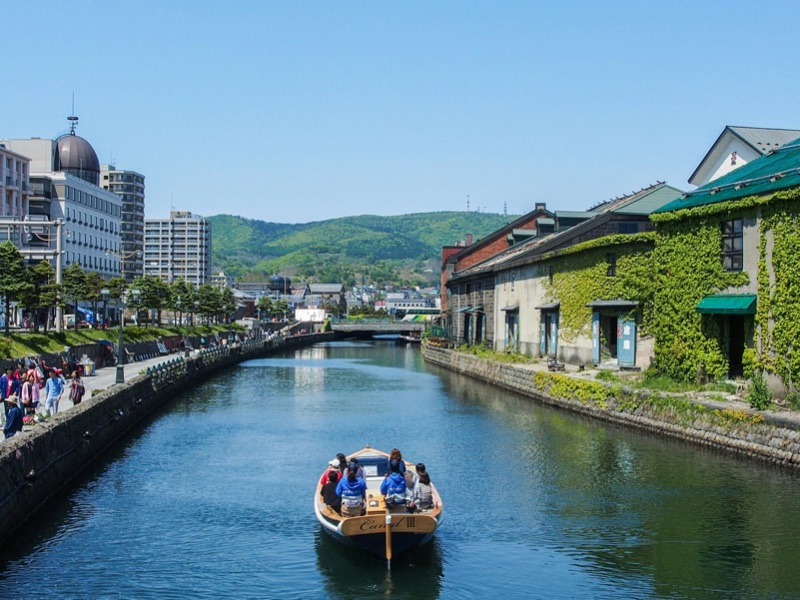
[
  {"x1": 3, "y1": 395, "x2": 23, "y2": 439},
  {"x1": 318, "y1": 458, "x2": 342, "y2": 486}
]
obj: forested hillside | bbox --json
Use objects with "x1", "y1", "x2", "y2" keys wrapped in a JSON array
[{"x1": 209, "y1": 211, "x2": 518, "y2": 287}]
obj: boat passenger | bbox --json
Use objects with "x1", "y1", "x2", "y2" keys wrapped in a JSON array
[
  {"x1": 336, "y1": 468, "x2": 367, "y2": 517},
  {"x1": 385, "y1": 448, "x2": 406, "y2": 476},
  {"x1": 319, "y1": 458, "x2": 343, "y2": 486},
  {"x1": 409, "y1": 472, "x2": 433, "y2": 512},
  {"x1": 343, "y1": 460, "x2": 365, "y2": 481},
  {"x1": 407, "y1": 462, "x2": 426, "y2": 490},
  {"x1": 321, "y1": 470, "x2": 342, "y2": 514},
  {"x1": 335, "y1": 453, "x2": 347, "y2": 474},
  {"x1": 380, "y1": 459, "x2": 408, "y2": 508}
]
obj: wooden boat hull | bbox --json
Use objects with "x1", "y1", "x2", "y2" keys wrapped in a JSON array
[{"x1": 314, "y1": 447, "x2": 443, "y2": 558}]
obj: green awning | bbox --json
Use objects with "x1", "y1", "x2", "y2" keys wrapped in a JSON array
[{"x1": 696, "y1": 294, "x2": 757, "y2": 315}]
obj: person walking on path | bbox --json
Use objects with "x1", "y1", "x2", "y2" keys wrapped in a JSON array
[
  {"x1": 69, "y1": 371, "x2": 86, "y2": 405},
  {"x1": 44, "y1": 369, "x2": 64, "y2": 416},
  {"x1": 3, "y1": 396, "x2": 23, "y2": 439}
]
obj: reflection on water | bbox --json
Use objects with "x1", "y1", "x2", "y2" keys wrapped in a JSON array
[
  {"x1": 315, "y1": 529, "x2": 443, "y2": 600},
  {"x1": 1, "y1": 342, "x2": 800, "y2": 599}
]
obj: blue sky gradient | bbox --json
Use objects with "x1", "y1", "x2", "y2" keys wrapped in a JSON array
[{"x1": 4, "y1": 1, "x2": 798, "y2": 223}]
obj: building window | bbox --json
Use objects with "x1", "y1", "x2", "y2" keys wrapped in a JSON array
[
  {"x1": 606, "y1": 253, "x2": 617, "y2": 277},
  {"x1": 722, "y1": 219, "x2": 743, "y2": 271}
]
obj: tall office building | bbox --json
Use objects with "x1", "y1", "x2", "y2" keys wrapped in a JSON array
[
  {"x1": 101, "y1": 165, "x2": 145, "y2": 283},
  {"x1": 144, "y1": 211, "x2": 211, "y2": 287}
]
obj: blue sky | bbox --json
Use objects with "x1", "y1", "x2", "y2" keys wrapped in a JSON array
[{"x1": 4, "y1": 1, "x2": 799, "y2": 223}]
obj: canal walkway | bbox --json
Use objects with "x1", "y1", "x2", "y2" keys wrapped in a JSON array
[{"x1": 57, "y1": 352, "x2": 190, "y2": 412}]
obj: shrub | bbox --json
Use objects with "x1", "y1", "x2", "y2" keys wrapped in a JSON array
[{"x1": 746, "y1": 371, "x2": 773, "y2": 411}]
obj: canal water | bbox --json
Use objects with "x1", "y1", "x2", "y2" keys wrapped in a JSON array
[{"x1": 1, "y1": 341, "x2": 799, "y2": 599}]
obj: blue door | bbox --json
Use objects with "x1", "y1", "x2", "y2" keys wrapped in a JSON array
[
  {"x1": 549, "y1": 315, "x2": 558, "y2": 355},
  {"x1": 617, "y1": 318, "x2": 636, "y2": 367},
  {"x1": 539, "y1": 319, "x2": 546, "y2": 356},
  {"x1": 591, "y1": 311, "x2": 600, "y2": 364}
]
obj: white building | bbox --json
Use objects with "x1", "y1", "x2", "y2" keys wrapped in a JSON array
[
  {"x1": 689, "y1": 126, "x2": 800, "y2": 187},
  {"x1": 0, "y1": 143, "x2": 30, "y2": 218},
  {"x1": 144, "y1": 211, "x2": 211, "y2": 287},
  {"x1": 2, "y1": 120, "x2": 122, "y2": 279}
]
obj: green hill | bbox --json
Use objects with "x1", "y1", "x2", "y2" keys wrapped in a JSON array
[{"x1": 209, "y1": 211, "x2": 518, "y2": 288}]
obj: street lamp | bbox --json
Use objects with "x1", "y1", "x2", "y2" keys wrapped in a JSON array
[
  {"x1": 113, "y1": 286, "x2": 140, "y2": 384},
  {"x1": 177, "y1": 296, "x2": 189, "y2": 358}
]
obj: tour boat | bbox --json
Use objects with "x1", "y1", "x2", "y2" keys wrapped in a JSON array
[{"x1": 314, "y1": 446, "x2": 443, "y2": 563}]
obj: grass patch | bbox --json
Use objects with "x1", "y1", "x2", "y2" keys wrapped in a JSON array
[
  {"x1": 456, "y1": 344, "x2": 534, "y2": 364},
  {"x1": 0, "y1": 324, "x2": 245, "y2": 359}
]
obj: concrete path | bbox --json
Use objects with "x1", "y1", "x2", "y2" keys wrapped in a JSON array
[{"x1": 59, "y1": 352, "x2": 186, "y2": 412}]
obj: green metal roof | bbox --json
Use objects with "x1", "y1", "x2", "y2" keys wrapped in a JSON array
[
  {"x1": 696, "y1": 294, "x2": 757, "y2": 315},
  {"x1": 656, "y1": 138, "x2": 800, "y2": 213}
]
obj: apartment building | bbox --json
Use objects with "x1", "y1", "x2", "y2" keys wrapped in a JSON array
[
  {"x1": 144, "y1": 211, "x2": 211, "y2": 287},
  {"x1": 101, "y1": 165, "x2": 145, "y2": 282}
]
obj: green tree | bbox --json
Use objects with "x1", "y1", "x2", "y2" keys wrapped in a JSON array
[
  {"x1": 84, "y1": 271, "x2": 106, "y2": 327},
  {"x1": 20, "y1": 260, "x2": 58, "y2": 333},
  {"x1": 62, "y1": 262, "x2": 87, "y2": 331},
  {"x1": 196, "y1": 283, "x2": 223, "y2": 325},
  {"x1": 257, "y1": 296, "x2": 273, "y2": 321},
  {"x1": 132, "y1": 275, "x2": 170, "y2": 327},
  {"x1": 221, "y1": 287, "x2": 237, "y2": 323},
  {"x1": 170, "y1": 278, "x2": 195, "y2": 328},
  {"x1": 0, "y1": 242, "x2": 33, "y2": 334}
]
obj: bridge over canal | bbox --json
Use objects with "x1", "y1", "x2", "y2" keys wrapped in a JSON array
[{"x1": 330, "y1": 318, "x2": 425, "y2": 338}]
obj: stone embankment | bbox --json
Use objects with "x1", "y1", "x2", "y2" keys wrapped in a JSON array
[
  {"x1": 423, "y1": 344, "x2": 800, "y2": 469},
  {"x1": 0, "y1": 332, "x2": 334, "y2": 545}
]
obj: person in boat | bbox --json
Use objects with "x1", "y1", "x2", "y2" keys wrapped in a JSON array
[
  {"x1": 407, "y1": 462, "x2": 426, "y2": 490},
  {"x1": 336, "y1": 466, "x2": 367, "y2": 517},
  {"x1": 321, "y1": 470, "x2": 342, "y2": 514},
  {"x1": 319, "y1": 458, "x2": 343, "y2": 486},
  {"x1": 409, "y1": 472, "x2": 434, "y2": 512},
  {"x1": 343, "y1": 459, "x2": 365, "y2": 480},
  {"x1": 380, "y1": 459, "x2": 409, "y2": 508},
  {"x1": 335, "y1": 453, "x2": 347, "y2": 473},
  {"x1": 385, "y1": 448, "x2": 406, "y2": 476}
]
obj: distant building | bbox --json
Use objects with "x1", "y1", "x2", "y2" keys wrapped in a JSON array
[
  {"x1": 211, "y1": 271, "x2": 235, "y2": 289},
  {"x1": 144, "y1": 210, "x2": 211, "y2": 286},
  {"x1": 101, "y1": 165, "x2": 145, "y2": 283},
  {"x1": 3, "y1": 118, "x2": 123, "y2": 279},
  {"x1": 0, "y1": 143, "x2": 30, "y2": 218},
  {"x1": 689, "y1": 126, "x2": 800, "y2": 187}
]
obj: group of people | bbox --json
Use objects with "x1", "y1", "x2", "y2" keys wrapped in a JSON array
[
  {"x1": 319, "y1": 448, "x2": 434, "y2": 517},
  {"x1": 2, "y1": 360, "x2": 86, "y2": 440}
]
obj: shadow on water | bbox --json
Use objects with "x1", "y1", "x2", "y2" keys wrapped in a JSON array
[{"x1": 315, "y1": 528, "x2": 443, "y2": 600}]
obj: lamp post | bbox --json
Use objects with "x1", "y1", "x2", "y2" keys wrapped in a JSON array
[
  {"x1": 177, "y1": 296, "x2": 189, "y2": 358},
  {"x1": 114, "y1": 286, "x2": 140, "y2": 384}
]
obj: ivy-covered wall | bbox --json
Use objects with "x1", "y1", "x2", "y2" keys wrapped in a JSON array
[
  {"x1": 648, "y1": 192, "x2": 775, "y2": 383},
  {"x1": 753, "y1": 190, "x2": 800, "y2": 392},
  {"x1": 541, "y1": 233, "x2": 655, "y2": 342}
]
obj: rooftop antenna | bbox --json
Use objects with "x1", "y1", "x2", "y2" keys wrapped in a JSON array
[
  {"x1": 504, "y1": 202, "x2": 507, "y2": 218},
  {"x1": 171, "y1": 192, "x2": 175, "y2": 212},
  {"x1": 67, "y1": 94, "x2": 78, "y2": 135},
  {"x1": 467, "y1": 194, "x2": 470, "y2": 212}
]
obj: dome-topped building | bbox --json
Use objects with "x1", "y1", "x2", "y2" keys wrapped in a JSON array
[{"x1": 55, "y1": 123, "x2": 100, "y2": 186}]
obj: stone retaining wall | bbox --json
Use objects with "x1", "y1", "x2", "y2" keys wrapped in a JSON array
[
  {"x1": 423, "y1": 344, "x2": 800, "y2": 469},
  {"x1": 0, "y1": 332, "x2": 333, "y2": 546}
]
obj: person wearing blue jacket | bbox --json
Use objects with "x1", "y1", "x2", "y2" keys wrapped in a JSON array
[
  {"x1": 3, "y1": 397, "x2": 23, "y2": 438},
  {"x1": 336, "y1": 468, "x2": 367, "y2": 517},
  {"x1": 380, "y1": 459, "x2": 409, "y2": 508}
]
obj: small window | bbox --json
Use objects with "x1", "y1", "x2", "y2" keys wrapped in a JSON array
[
  {"x1": 722, "y1": 219, "x2": 743, "y2": 271},
  {"x1": 606, "y1": 253, "x2": 617, "y2": 277}
]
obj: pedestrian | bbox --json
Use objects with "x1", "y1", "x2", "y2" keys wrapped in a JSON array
[
  {"x1": 0, "y1": 366, "x2": 20, "y2": 418},
  {"x1": 20, "y1": 373, "x2": 39, "y2": 415},
  {"x1": 69, "y1": 371, "x2": 86, "y2": 405},
  {"x1": 44, "y1": 369, "x2": 64, "y2": 416},
  {"x1": 3, "y1": 396, "x2": 23, "y2": 439}
]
